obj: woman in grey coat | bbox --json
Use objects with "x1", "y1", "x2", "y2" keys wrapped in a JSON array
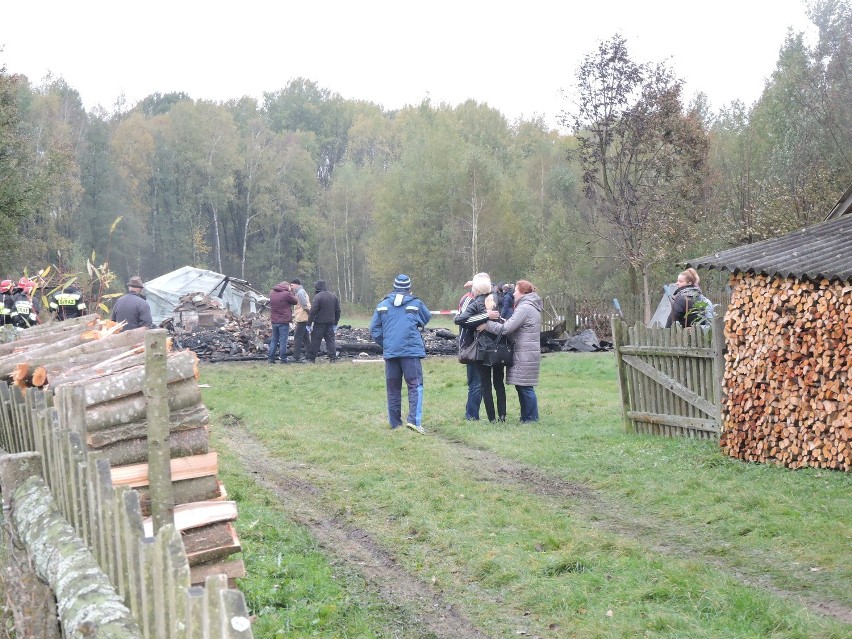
[{"x1": 479, "y1": 280, "x2": 542, "y2": 422}]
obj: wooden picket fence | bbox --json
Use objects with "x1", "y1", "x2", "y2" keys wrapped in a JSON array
[
  {"x1": 611, "y1": 315, "x2": 725, "y2": 439},
  {"x1": 0, "y1": 349, "x2": 253, "y2": 637}
]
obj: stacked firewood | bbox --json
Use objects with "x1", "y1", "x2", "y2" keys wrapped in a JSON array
[
  {"x1": 722, "y1": 273, "x2": 852, "y2": 470},
  {"x1": 0, "y1": 314, "x2": 244, "y2": 585}
]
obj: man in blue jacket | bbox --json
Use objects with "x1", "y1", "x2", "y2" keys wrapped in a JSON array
[{"x1": 370, "y1": 274, "x2": 431, "y2": 434}]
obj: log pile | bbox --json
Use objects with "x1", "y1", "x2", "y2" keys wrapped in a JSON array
[
  {"x1": 722, "y1": 273, "x2": 852, "y2": 470},
  {"x1": 0, "y1": 314, "x2": 245, "y2": 584}
]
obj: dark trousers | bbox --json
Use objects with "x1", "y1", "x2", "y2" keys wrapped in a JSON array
[
  {"x1": 516, "y1": 385, "x2": 538, "y2": 422},
  {"x1": 476, "y1": 362, "x2": 508, "y2": 422},
  {"x1": 293, "y1": 321, "x2": 309, "y2": 360},
  {"x1": 385, "y1": 357, "x2": 423, "y2": 428},
  {"x1": 309, "y1": 323, "x2": 337, "y2": 361},
  {"x1": 268, "y1": 323, "x2": 290, "y2": 362},
  {"x1": 465, "y1": 363, "x2": 482, "y2": 419}
]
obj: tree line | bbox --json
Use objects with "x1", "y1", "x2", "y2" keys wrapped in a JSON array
[{"x1": 1, "y1": 1, "x2": 850, "y2": 315}]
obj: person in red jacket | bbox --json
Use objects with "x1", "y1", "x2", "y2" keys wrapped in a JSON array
[{"x1": 268, "y1": 280, "x2": 299, "y2": 364}]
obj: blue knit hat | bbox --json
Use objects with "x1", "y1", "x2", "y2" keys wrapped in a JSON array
[{"x1": 393, "y1": 274, "x2": 411, "y2": 291}]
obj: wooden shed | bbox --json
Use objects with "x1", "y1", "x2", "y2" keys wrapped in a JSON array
[{"x1": 688, "y1": 189, "x2": 852, "y2": 470}]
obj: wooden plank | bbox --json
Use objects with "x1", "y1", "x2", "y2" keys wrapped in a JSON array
[
  {"x1": 205, "y1": 574, "x2": 229, "y2": 639},
  {"x1": 711, "y1": 313, "x2": 726, "y2": 432},
  {"x1": 611, "y1": 318, "x2": 633, "y2": 433},
  {"x1": 97, "y1": 458, "x2": 119, "y2": 591},
  {"x1": 139, "y1": 537, "x2": 156, "y2": 638},
  {"x1": 67, "y1": 431, "x2": 86, "y2": 538},
  {"x1": 220, "y1": 588, "x2": 253, "y2": 638},
  {"x1": 622, "y1": 354, "x2": 718, "y2": 417},
  {"x1": 143, "y1": 500, "x2": 238, "y2": 537},
  {"x1": 185, "y1": 586, "x2": 206, "y2": 639},
  {"x1": 619, "y1": 344, "x2": 717, "y2": 358},
  {"x1": 110, "y1": 452, "x2": 219, "y2": 488},
  {"x1": 0, "y1": 382, "x2": 12, "y2": 452},
  {"x1": 627, "y1": 411, "x2": 720, "y2": 434},
  {"x1": 152, "y1": 532, "x2": 169, "y2": 639},
  {"x1": 122, "y1": 488, "x2": 146, "y2": 620},
  {"x1": 189, "y1": 559, "x2": 247, "y2": 586},
  {"x1": 160, "y1": 524, "x2": 191, "y2": 638}
]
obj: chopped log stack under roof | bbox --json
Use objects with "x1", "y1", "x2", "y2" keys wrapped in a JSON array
[{"x1": 689, "y1": 208, "x2": 852, "y2": 471}]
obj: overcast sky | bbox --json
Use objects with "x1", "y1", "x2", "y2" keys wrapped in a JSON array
[{"x1": 2, "y1": 1, "x2": 815, "y2": 129}]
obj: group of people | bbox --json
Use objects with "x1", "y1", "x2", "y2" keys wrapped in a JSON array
[
  {"x1": 266, "y1": 278, "x2": 341, "y2": 364},
  {"x1": 369, "y1": 272, "x2": 543, "y2": 435},
  {"x1": 0, "y1": 277, "x2": 89, "y2": 329},
  {"x1": 455, "y1": 273, "x2": 542, "y2": 425}
]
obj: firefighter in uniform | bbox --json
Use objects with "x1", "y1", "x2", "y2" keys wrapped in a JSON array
[
  {"x1": 0, "y1": 280, "x2": 14, "y2": 327},
  {"x1": 10, "y1": 277, "x2": 41, "y2": 328},
  {"x1": 48, "y1": 283, "x2": 87, "y2": 320}
]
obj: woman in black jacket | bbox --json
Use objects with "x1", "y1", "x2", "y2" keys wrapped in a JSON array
[
  {"x1": 455, "y1": 273, "x2": 501, "y2": 422},
  {"x1": 666, "y1": 268, "x2": 702, "y2": 328}
]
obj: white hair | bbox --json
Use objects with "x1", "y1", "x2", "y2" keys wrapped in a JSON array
[{"x1": 471, "y1": 272, "x2": 492, "y2": 297}]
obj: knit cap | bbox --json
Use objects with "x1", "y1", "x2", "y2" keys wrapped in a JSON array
[{"x1": 393, "y1": 274, "x2": 411, "y2": 291}]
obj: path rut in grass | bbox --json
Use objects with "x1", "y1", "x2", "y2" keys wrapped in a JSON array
[
  {"x1": 217, "y1": 422, "x2": 492, "y2": 639},
  {"x1": 221, "y1": 416, "x2": 851, "y2": 629},
  {"x1": 439, "y1": 433, "x2": 852, "y2": 626}
]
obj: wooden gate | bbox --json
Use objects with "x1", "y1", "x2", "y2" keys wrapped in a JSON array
[{"x1": 611, "y1": 315, "x2": 725, "y2": 439}]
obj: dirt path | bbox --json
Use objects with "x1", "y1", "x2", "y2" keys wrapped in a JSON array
[
  {"x1": 221, "y1": 417, "x2": 852, "y2": 631},
  {"x1": 218, "y1": 420, "x2": 492, "y2": 639}
]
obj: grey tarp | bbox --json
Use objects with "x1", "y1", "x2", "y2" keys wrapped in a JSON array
[
  {"x1": 649, "y1": 283, "x2": 677, "y2": 328},
  {"x1": 142, "y1": 266, "x2": 269, "y2": 325}
]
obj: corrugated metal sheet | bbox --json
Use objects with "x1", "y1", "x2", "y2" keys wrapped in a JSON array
[
  {"x1": 826, "y1": 182, "x2": 852, "y2": 220},
  {"x1": 687, "y1": 214, "x2": 852, "y2": 282}
]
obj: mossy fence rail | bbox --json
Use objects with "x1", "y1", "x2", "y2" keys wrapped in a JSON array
[
  {"x1": 0, "y1": 331, "x2": 253, "y2": 638},
  {"x1": 611, "y1": 315, "x2": 725, "y2": 439}
]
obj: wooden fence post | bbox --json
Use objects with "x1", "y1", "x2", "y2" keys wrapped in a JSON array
[
  {"x1": 611, "y1": 316, "x2": 633, "y2": 433},
  {"x1": 0, "y1": 451, "x2": 60, "y2": 639},
  {"x1": 146, "y1": 329, "x2": 175, "y2": 534},
  {"x1": 711, "y1": 313, "x2": 726, "y2": 433}
]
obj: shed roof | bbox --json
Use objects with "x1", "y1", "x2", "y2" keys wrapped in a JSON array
[
  {"x1": 826, "y1": 182, "x2": 852, "y2": 220},
  {"x1": 687, "y1": 214, "x2": 852, "y2": 282}
]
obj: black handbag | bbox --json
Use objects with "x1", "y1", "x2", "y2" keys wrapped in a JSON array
[
  {"x1": 477, "y1": 332, "x2": 513, "y2": 366},
  {"x1": 457, "y1": 333, "x2": 480, "y2": 364}
]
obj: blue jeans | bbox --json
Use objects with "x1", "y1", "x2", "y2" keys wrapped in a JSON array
[
  {"x1": 465, "y1": 363, "x2": 482, "y2": 419},
  {"x1": 268, "y1": 323, "x2": 290, "y2": 362},
  {"x1": 385, "y1": 357, "x2": 424, "y2": 428},
  {"x1": 515, "y1": 385, "x2": 538, "y2": 422}
]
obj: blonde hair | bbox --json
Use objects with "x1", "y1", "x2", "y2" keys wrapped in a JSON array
[
  {"x1": 485, "y1": 294, "x2": 497, "y2": 310},
  {"x1": 471, "y1": 272, "x2": 492, "y2": 297},
  {"x1": 680, "y1": 268, "x2": 700, "y2": 286}
]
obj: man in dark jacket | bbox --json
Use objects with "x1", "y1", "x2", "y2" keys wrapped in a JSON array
[
  {"x1": 307, "y1": 280, "x2": 341, "y2": 362},
  {"x1": 370, "y1": 274, "x2": 431, "y2": 433},
  {"x1": 10, "y1": 277, "x2": 41, "y2": 328},
  {"x1": 111, "y1": 276, "x2": 154, "y2": 330},
  {"x1": 267, "y1": 280, "x2": 299, "y2": 363},
  {"x1": 48, "y1": 282, "x2": 87, "y2": 320}
]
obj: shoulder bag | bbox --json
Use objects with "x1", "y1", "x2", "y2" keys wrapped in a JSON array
[
  {"x1": 477, "y1": 332, "x2": 514, "y2": 367},
  {"x1": 457, "y1": 332, "x2": 480, "y2": 364}
]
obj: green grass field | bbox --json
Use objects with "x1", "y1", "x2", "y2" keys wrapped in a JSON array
[{"x1": 201, "y1": 350, "x2": 851, "y2": 639}]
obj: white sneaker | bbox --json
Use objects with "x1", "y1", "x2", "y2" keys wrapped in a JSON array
[{"x1": 406, "y1": 422, "x2": 425, "y2": 435}]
